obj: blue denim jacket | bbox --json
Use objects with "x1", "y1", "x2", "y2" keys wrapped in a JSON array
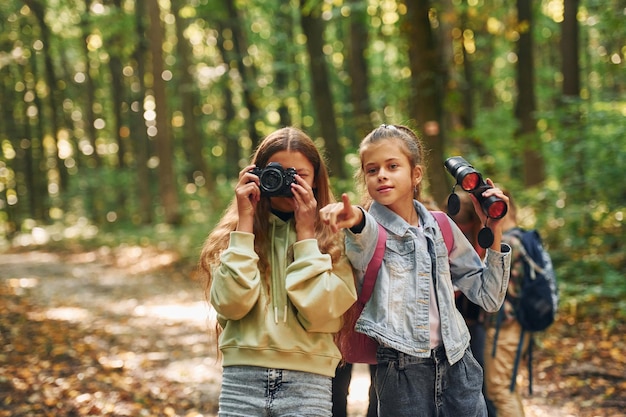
[{"x1": 345, "y1": 200, "x2": 511, "y2": 365}]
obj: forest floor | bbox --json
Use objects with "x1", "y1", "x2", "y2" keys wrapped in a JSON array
[{"x1": 0, "y1": 247, "x2": 624, "y2": 417}]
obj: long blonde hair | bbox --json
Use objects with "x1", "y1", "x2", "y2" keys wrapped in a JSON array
[{"x1": 198, "y1": 127, "x2": 344, "y2": 307}]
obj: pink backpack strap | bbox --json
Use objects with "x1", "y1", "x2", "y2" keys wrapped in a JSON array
[
  {"x1": 359, "y1": 223, "x2": 387, "y2": 303},
  {"x1": 431, "y1": 211, "x2": 454, "y2": 255}
]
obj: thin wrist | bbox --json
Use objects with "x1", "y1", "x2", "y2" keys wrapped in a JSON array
[{"x1": 237, "y1": 218, "x2": 254, "y2": 232}]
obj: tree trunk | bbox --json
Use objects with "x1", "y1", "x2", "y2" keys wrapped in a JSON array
[
  {"x1": 300, "y1": 1, "x2": 346, "y2": 179},
  {"x1": 404, "y1": 0, "x2": 449, "y2": 206},
  {"x1": 560, "y1": 0, "x2": 586, "y2": 197},
  {"x1": 26, "y1": 34, "x2": 49, "y2": 223},
  {"x1": 272, "y1": 2, "x2": 294, "y2": 127},
  {"x1": 515, "y1": 0, "x2": 544, "y2": 187},
  {"x1": 458, "y1": 0, "x2": 474, "y2": 131},
  {"x1": 147, "y1": 0, "x2": 181, "y2": 225},
  {"x1": 24, "y1": 0, "x2": 70, "y2": 193},
  {"x1": 133, "y1": 0, "x2": 153, "y2": 224},
  {"x1": 108, "y1": 0, "x2": 129, "y2": 222},
  {"x1": 79, "y1": 0, "x2": 101, "y2": 169},
  {"x1": 347, "y1": 0, "x2": 372, "y2": 141},
  {"x1": 224, "y1": 0, "x2": 261, "y2": 149},
  {"x1": 171, "y1": 0, "x2": 215, "y2": 195},
  {"x1": 214, "y1": 22, "x2": 241, "y2": 179},
  {"x1": 561, "y1": 0, "x2": 580, "y2": 98},
  {"x1": 78, "y1": 0, "x2": 106, "y2": 224}
]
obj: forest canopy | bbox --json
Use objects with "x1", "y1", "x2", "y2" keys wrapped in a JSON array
[{"x1": 0, "y1": 0, "x2": 624, "y2": 314}]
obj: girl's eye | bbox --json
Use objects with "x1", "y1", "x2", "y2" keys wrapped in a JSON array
[
  {"x1": 389, "y1": 163, "x2": 399, "y2": 169},
  {"x1": 366, "y1": 167, "x2": 377, "y2": 174}
]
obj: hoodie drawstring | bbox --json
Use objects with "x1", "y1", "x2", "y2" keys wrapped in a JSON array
[{"x1": 270, "y1": 219, "x2": 290, "y2": 324}]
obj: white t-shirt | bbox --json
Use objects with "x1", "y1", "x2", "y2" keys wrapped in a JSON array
[{"x1": 412, "y1": 222, "x2": 443, "y2": 349}]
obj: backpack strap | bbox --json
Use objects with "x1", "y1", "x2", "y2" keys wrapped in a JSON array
[
  {"x1": 359, "y1": 223, "x2": 387, "y2": 303},
  {"x1": 509, "y1": 328, "x2": 535, "y2": 395},
  {"x1": 431, "y1": 211, "x2": 454, "y2": 255},
  {"x1": 506, "y1": 228, "x2": 545, "y2": 279}
]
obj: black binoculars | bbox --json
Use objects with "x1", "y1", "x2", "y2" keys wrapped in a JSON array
[{"x1": 444, "y1": 156, "x2": 508, "y2": 220}]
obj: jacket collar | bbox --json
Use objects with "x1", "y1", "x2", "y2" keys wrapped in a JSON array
[{"x1": 369, "y1": 200, "x2": 440, "y2": 237}]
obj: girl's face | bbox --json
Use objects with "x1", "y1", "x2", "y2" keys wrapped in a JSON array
[
  {"x1": 361, "y1": 139, "x2": 422, "y2": 215},
  {"x1": 265, "y1": 150, "x2": 315, "y2": 212}
]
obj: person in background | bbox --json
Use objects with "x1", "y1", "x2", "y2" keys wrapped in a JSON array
[
  {"x1": 198, "y1": 126, "x2": 357, "y2": 417},
  {"x1": 447, "y1": 190, "x2": 497, "y2": 417},
  {"x1": 320, "y1": 124, "x2": 511, "y2": 417},
  {"x1": 483, "y1": 191, "x2": 531, "y2": 417}
]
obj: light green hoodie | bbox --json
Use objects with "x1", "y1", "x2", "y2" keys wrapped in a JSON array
[{"x1": 210, "y1": 214, "x2": 357, "y2": 377}]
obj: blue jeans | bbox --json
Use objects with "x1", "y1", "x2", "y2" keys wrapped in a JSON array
[
  {"x1": 219, "y1": 365, "x2": 332, "y2": 417},
  {"x1": 374, "y1": 346, "x2": 487, "y2": 417}
]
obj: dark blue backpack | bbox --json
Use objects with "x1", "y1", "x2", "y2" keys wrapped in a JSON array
[{"x1": 509, "y1": 227, "x2": 559, "y2": 332}]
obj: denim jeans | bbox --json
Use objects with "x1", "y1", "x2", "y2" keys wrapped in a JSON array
[
  {"x1": 374, "y1": 346, "x2": 487, "y2": 417},
  {"x1": 218, "y1": 365, "x2": 332, "y2": 417}
]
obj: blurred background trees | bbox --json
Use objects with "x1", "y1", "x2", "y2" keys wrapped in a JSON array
[{"x1": 0, "y1": 0, "x2": 624, "y2": 314}]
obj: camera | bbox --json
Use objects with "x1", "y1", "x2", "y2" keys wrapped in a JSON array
[
  {"x1": 249, "y1": 162, "x2": 297, "y2": 197},
  {"x1": 444, "y1": 156, "x2": 507, "y2": 220}
]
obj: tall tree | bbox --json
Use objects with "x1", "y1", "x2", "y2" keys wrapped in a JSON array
[
  {"x1": 76, "y1": 8, "x2": 102, "y2": 224},
  {"x1": 133, "y1": 0, "x2": 153, "y2": 224},
  {"x1": 23, "y1": 0, "x2": 70, "y2": 193},
  {"x1": 147, "y1": 0, "x2": 181, "y2": 224},
  {"x1": 300, "y1": 0, "x2": 345, "y2": 178},
  {"x1": 514, "y1": 0, "x2": 544, "y2": 186},
  {"x1": 272, "y1": 1, "x2": 294, "y2": 127},
  {"x1": 223, "y1": 0, "x2": 262, "y2": 148},
  {"x1": 561, "y1": 0, "x2": 580, "y2": 100},
  {"x1": 346, "y1": 0, "x2": 372, "y2": 141},
  {"x1": 560, "y1": 0, "x2": 585, "y2": 194},
  {"x1": 403, "y1": 0, "x2": 448, "y2": 206},
  {"x1": 214, "y1": 21, "x2": 242, "y2": 179},
  {"x1": 79, "y1": 0, "x2": 101, "y2": 169},
  {"x1": 105, "y1": 0, "x2": 131, "y2": 222},
  {"x1": 171, "y1": 0, "x2": 215, "y2": 195},
  {"x1": 21, "y1": 7, "x2": 50, "y2": 223}
]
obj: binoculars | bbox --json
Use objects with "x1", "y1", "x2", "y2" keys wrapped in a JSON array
[{"x1": 444, "y1": 156, "x2": 508, "y2": 220}]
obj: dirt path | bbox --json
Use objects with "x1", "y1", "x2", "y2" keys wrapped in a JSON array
[
  {"x1": 1, "y1": 249, "x2": 623, "y2": 416},
  {"x1": 1, "y1": 249, "x2": 221, "y2": 416}
]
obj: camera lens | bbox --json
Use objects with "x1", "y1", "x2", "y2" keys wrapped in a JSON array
[{"x1": 260, "y1": 167, "x2": 283, "y2": 193}]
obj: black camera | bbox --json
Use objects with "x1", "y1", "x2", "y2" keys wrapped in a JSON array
[
  {"x1": 444, "y1": 156, "x2": 507, "y2": 220},
  {"x1": 249, "y1": 162, "x2": 297, "y2": 197}
]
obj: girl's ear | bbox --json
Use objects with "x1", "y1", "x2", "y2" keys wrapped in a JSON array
[{"x1": 413, "y1": 165, "x2": 423, "y2": 186}]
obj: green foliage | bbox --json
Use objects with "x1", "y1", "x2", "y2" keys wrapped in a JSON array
[{"x1": 0, "y1": 0, "x2": 624, "y2": 309}]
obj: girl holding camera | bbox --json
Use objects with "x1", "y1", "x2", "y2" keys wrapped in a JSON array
[
  {"x1": 199, "y1": 126, "x2": 357, "y2": 417},
  {"x1": 320, "y1": 124, "x2": 511, "y2": 417}
]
